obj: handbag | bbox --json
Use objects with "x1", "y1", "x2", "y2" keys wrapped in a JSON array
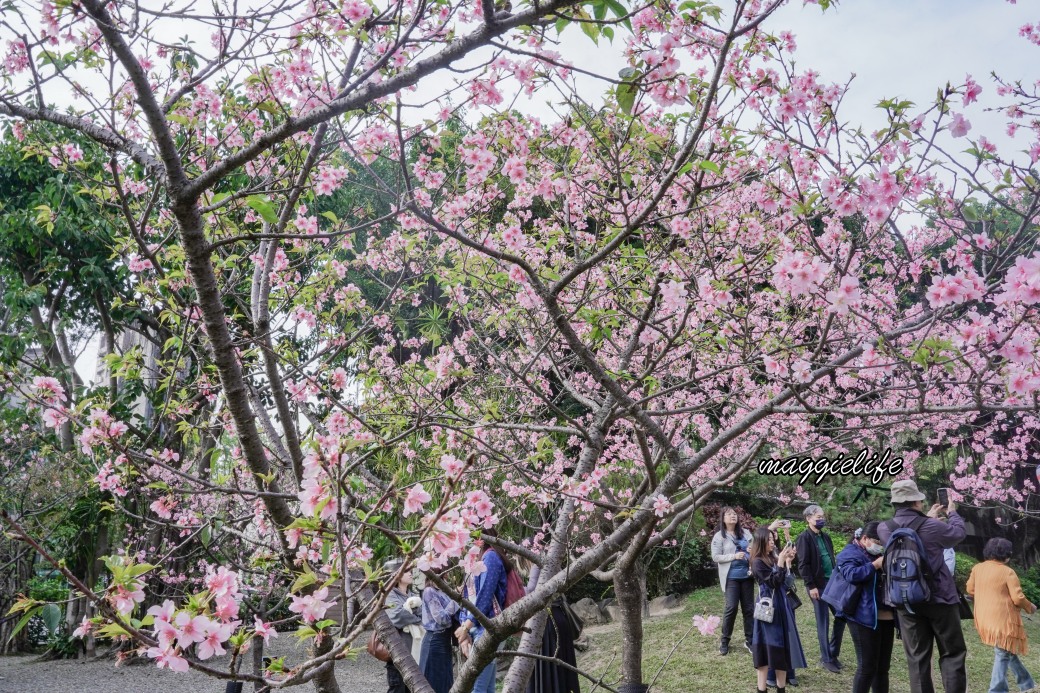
[
  {"x1": 784, "y1": 572, "x2": 802, "y2": 610},
  {"x1": 367, "y1": 631, "x2": 390, "y2": 662},
  {"x1": 754, "y1": 586, "x2": 775, "y2": 623},
  {"x1": 957, "y1": 592, "x2": 974, "y2": 620}
]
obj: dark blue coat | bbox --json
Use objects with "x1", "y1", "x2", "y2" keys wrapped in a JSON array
[{"x1": 832, "y1": 542, "x2": 881, "y2": 628}]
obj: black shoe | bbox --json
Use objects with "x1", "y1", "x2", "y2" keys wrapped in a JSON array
[
  {"x1": 821, "y1": 660, "x2": 841, "y2": 674},
  {"x1": 720, "y1": 642, "x2": 729, "y2": 655},
  {"x1": 744, "y1": 641, "x2": 753, "y2": 654},
  {"x1": 834, "y1": 659, "x2": 843, "y2": 670}
]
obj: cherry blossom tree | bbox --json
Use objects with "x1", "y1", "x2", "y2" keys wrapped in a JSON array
[{"x1": 2, "y1": 0, "x2": 1040, "y2": 692}]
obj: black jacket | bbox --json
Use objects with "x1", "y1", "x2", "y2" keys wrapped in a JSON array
[{"x1": 796, "y1": 528, "x2": 836, "y2": 591}]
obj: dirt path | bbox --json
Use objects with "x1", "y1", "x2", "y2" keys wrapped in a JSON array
[{"x1": 0, "y1": 636, "x2": 388, "y2": 693}]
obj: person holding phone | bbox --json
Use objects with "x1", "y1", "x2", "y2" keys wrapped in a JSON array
[
  {"x1": 877, "y1": 479, "x2": 968, "y2": 693},
  {"x1": 750, "y1": 527, "x2": 807, "y2": 693}
]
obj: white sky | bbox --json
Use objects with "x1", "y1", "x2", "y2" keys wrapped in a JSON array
[{"x1": 74, "y1": 0, "x2": 1038, "y2": 383}]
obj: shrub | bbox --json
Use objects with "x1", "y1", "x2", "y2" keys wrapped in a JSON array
[
  {"x1": 954, "y1": 552, "x2": 979, "y2": 593},
  {"x1": 1017, "y1": 565, "x2": 1040, "y2": 606},
  {"x1": 27, "y1": 575, "x2": 68, "y2": 603}
]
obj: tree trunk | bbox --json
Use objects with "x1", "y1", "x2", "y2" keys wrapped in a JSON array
[
  {"x1": 252, "y1": 638, "x2": 266, "y2": 692},
  {"x1": 613, "y1": 526, "x2": 653, "y2": 693},
  {"x1": 310, "y1": 635, "x2": 342, "y2": 693}
]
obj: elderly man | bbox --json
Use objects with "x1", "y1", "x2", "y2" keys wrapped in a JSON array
[
  {"x1": 878, "y1": 480, "x2": 967, "y2": 693},
  {"x1": 796, "y1": 503, "x2": 845, "y2": 674}
]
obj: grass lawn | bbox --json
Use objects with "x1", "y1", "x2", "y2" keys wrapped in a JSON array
[{"x1": 577, "y1": 586, "x2": 1040, "y2": 692}]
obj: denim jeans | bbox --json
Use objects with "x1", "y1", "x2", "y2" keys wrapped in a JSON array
[
  {"x1": 990, "y1": 646, "x2": 1035, "y2": 693},
  {"x1": 471, "y1": 632, "x2": 497, "y2": 693}
]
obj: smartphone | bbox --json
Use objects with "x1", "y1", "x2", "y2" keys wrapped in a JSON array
[
  {"x1": 937, "y1": 488, "x2": 950, "y2": 506},
  {"x1": 779, "y1": 519, "x2": 791, "y2": 528}
]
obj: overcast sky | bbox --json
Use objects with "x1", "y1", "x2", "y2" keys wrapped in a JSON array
[{"x1": 772, "y1": 0, "x2": 1032, "y2": 142}]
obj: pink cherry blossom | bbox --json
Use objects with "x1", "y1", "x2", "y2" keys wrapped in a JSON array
[
  {"x1": 652, "y1": 494, "x2": 672, "y2": 517},
  {"x1": 253, "y1": 616, "x2": 278, "y2": 645},
  {"x1": 403, "y1": 484, "x2": 432, "y2": 516},
  {"x1": 288, "y1": 587, "x2": 332, "y2": 625},
  {"x1": 949, "y1": 112, "x2": 972, "y2": 138},
  {"x1": 146, "y1": 646, "x2": 190, "y2": 672},
  {"x1": 174, "y1": 612, "x2": 210, "y2": 648},
  {"x1": 693, "y1": 614, "x2": 720, "y2": 636}
]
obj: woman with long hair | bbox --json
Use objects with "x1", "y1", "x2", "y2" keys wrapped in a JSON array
[
  {"x1": 711, "y1": 506, "x2": 756, "y2": 655},
  {"x1": 454, "y1": 529, "x2": 512, "y2": 693},
  {"x1": 750, "y1": 526, "x2": 806, "y2": 693}
]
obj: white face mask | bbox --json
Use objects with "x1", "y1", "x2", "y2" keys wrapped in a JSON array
[{"x1": 866, "y1": 542, "x2": 884, "y2": 556}]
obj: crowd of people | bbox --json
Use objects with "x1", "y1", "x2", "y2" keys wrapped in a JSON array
[
  {"x1": 711, "y1": 479, "x2": 1038, "y2": 693},
  {"x1": 378, "y1": 529, "x2": 582, "y2": 693},
  {"x1": 373, "y1": 476, "x2": 1037, "y2": 693}
]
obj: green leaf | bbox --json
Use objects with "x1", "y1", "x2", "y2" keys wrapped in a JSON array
[
  {"x1": 617, "y1": 81, "x2": 638, "y2": 115},
  {"x1": 126, "y1": 563, "x2": 155, "y2": 578},
  {"x1": 41, "y1": 603, "x2": 61, "y2": 634},
  {"x1": 291, "y1": 572, "x2": 317, "y2": 594},
  {"x1": 7, "y1": 606, "x2": 42, "y2": 643},
  {"x1": 295, "y1": 625, "x2": 318, "y2": 641},
  {"x1": 246, "y1": 195, "x2": 279, "y2": 224},
  {"x1": 697, "y1": 160, "x2": 721, "y2": 174},
  {"x1": 962, "y1": 206, "x2": 979, "y2": 222}
]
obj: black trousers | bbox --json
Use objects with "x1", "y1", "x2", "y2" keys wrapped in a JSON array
[
  {"x1": 848, "y1": 619, "x2": 895, "y2": 693},
  {"x1": 387, "y1": 660, "x2": 407, "y2": 693},
  {"x1": 721, "y1": 576, "x2": 754, "y2": 646},
  {"x1": 897, "y1": 603, "x2": 967, "y2": 693}
]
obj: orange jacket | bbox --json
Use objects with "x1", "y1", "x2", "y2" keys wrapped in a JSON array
[{"x1": 967, "y1": 560, "x2": 1036, "y2": 655}]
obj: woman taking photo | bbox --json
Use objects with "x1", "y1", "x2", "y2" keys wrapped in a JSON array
[
  {"x1": 711, "y1": 506, "x2": 756, "y2": 655},
  {"x1": 750, "y1": 527, "x2": 806, "y2": 693},
  {"x1": 829, "y1": 522, "x2": 895, "y2": 693},
  {"x1": 967, "y1": 537, "x2": 1037, "y2": 693}
]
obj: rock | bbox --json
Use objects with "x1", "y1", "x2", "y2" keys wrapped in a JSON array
[
  {"x1": 648, "y1": 594, "x2": 681, "y2": 616},
  {"x1": 599, "y1": 597, "x2": 616, "y2": 610},
  {"x1": 573, "y1": 634, "x2": 590, "y2": 652},
  {"x1": 571, "y1": 597, "x2": 608, "y2": 625},
  {"x1": 604, "y1": 604, "x2": 621, "y2": 622}
]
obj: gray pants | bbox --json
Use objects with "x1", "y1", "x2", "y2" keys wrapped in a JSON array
[
  {"x1": 897, "y1": 602, "x2": 967, "y2": 693},
  {"x1": 812, "y1": 577, "x2": 845, "y2": 664}
]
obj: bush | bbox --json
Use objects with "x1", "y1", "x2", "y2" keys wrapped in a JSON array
[
  {"x1": 27, "y1": 575, "x2": 68, "y2": 602},
  {"x1": 1017, "y1": 565, "x2": 1040, "y2": 606},
  {"x1": 644, "y1": 532, "x2": 715, "y2": 598},
  {"x1": 954, "y1": 552, "x2": 979, "y2": 594}
]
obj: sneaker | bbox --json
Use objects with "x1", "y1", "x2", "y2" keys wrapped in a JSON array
[
  {"x1": 834, "y1": 659, "x2": 843, "y2": 670},
  {"x1": 821, "y1": 660, "x2": 841, "y2": 674},
  {"x1": 787, "y1": 677, "x2": 799, "y2": 687},
  {"x1": 744, "y1": 641, "x2": 753, "y2": 654},
  {"x1": 719, "y1": 643, "x2": 729, "y2": 655},
  {"x1": 766, "y1": 679, "x2": 777, "y2": 688}
]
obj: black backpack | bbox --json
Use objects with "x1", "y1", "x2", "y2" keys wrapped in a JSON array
[{"x1": 882, "y1": 515, "x2": 934, "y2": 613}]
